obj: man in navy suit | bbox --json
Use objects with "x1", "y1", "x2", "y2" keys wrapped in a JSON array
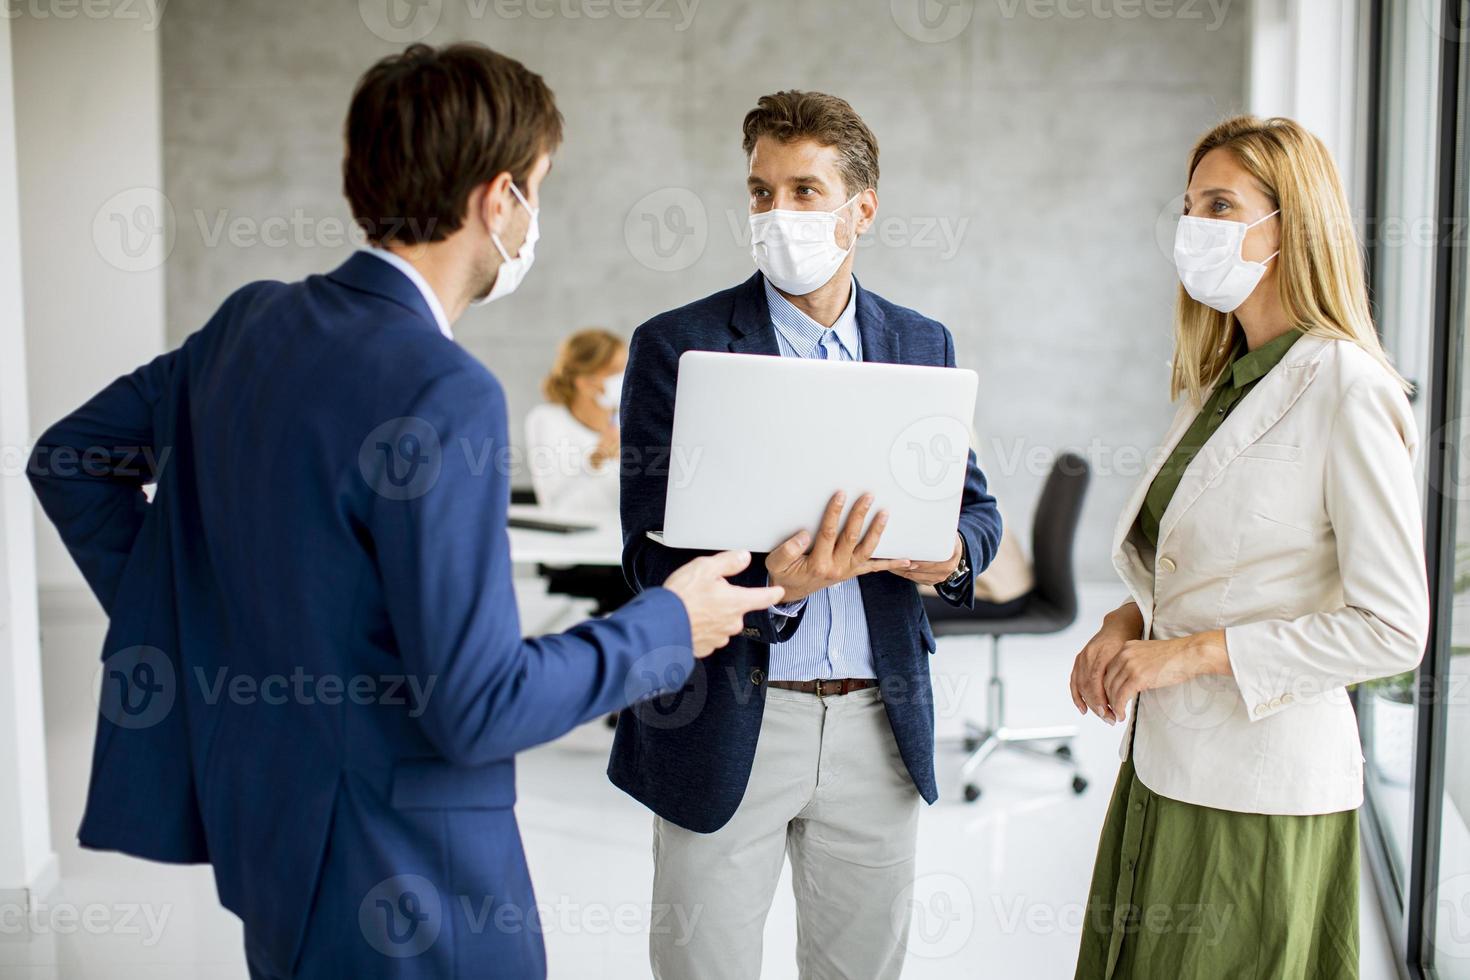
[
  {"x1": 611, "y1": 91, "x2": 1003, "y2": 978},
  {"x1": 28, "y1": 44, "x2": 781, "y2": 979}
]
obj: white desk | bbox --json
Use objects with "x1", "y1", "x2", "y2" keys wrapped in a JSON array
[{"x1": 506, "y1": 504, "x2": 623, "y2": 567}]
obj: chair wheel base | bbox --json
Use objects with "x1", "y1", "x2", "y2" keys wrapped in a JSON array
[
  {"x1": 1072, "y1": 775, "x2": 1088, "y2": 795},
  {"x1": 1054, "y1": 744, "x2": 1072, "y2": 760},
  {"x1": 963, "y1": 737, "x2": 980, "y2": 752},
  {"x1": 963, "y1": 784, "x2": 981, "y2": 803}
]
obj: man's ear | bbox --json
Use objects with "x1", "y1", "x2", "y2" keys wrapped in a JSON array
[
  {"x1": 854, "y1": 188, "x2": 878, "y2": 236},
  {"x1": 471, "y1": 171, "x2": 517, "y2": 236}
]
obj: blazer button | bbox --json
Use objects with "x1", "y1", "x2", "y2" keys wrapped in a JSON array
[
  {"x1": 1282, "y1": 693, "x2": 1295, "y2": 705},
  {"x1": 1158, "y1": 557, "x2": 1177, "y2": 573},
  {"x1": 1253, "y1": 704, "x2": 1268, "y2": 717},
  {"x1": 741, "y1": 627, "x2": 760, "y2": 639},
  {"x1": 750, "y1": 668, "x2": 764, "y2": 686}
]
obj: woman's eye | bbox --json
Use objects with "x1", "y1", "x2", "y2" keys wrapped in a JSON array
[{"x1": 1211, "y1": 199, "x2": 1230, "y2": 213}]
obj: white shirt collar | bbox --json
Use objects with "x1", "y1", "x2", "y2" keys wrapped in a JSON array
[{"x1": 362, "y1": 246, "x2": 454, "y2": 340}]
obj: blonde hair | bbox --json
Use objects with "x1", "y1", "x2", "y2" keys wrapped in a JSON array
[
  {"x1": 1170, "y1": 115, "x2": 1408, "y2": 404},
  {"x1": 542, "y1": 328, "x2": 624, "y2": 407}
]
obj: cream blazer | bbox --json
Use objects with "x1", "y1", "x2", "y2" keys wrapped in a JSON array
[{"x1": 1114, "y1": 335, "x2": 1429, "y2": 815}]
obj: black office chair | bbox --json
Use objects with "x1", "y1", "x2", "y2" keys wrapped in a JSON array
[{"x1": 923, "y1": 452, "x2": 1091, "y2": 803}]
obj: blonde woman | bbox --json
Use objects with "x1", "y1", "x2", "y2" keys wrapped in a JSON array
[
  {"x1": 525, "y1": 328, "x2": 626, "y2": 516},
  {"x1": 1070, "y1": 116, "x2": 1429, "y2": 979}
]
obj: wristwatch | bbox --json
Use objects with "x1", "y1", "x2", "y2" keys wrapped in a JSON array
[{"x1": 941, "y1": 549, "x2": 970, "y2": 590}]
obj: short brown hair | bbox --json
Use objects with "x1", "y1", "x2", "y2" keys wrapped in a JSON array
[
  {"x1": 543, "y1": 329, "x2": 625, "y2": 407},
  {"x1": 741, "y1": 91, "x2": 879, "y2": 197},
  {"x1": 343, "y1": 43, "x2": 563, "y2": 245}
]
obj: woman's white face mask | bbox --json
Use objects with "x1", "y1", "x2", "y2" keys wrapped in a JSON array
[
  {"x1": 749, "y1": 193, "x2": 861, "y2": 296},
  {"x1": 597, "y1": 371, "x2": 623, "y2": 410},
  {"x1": 1173, "y1": 209, "x2": 1280, "y2": 313}
]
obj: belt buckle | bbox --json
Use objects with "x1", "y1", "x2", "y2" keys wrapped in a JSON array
[{"x1": 814, "y1": 678, "x2": 825, "y2": 699}]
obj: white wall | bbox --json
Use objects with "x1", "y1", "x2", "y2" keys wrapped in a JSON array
[
  {"x1": 159, "y1": 2, "x2": 1248, "y2": 582},
  {"x1": 14, "y1": 9, "x2": 167, "y2": 596},
  {"x1": 0, "y1": 14, "x2": 58, "y2": 901},
  {"x1": 1246, "y1": 0, "x2": 1366, "y2": 192}
]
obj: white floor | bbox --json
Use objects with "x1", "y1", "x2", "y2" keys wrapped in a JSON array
[{"x1": 2, "y1": 579, "x2": 1400, "y2": 979}]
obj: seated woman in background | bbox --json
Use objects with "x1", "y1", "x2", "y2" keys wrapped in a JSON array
[
  {"x1": 525, "y1": 328, "x2": 626, "y2": 516},
  {"x1": 525, "y1": 328, "x2": 632, "y2": 615}
]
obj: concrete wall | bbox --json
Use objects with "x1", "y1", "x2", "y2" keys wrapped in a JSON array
[
  {"x1": 14, "y1": 8, "x2": 168, "y2": 595},
  {"x1": 0, "y1": 13, "x2": 58, "y2": 900},
  {"x1": 160, "y1": 0, "x2": 1247, "y2": 580}
]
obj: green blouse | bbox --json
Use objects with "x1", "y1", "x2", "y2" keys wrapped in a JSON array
[{"x1": 1137, "y1": 328, "x2": 1302, "y2": 549}]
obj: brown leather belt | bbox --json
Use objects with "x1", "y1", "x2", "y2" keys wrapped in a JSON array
[{"x1": 765, "y1": 678, "x2": 879, "y2": 698}]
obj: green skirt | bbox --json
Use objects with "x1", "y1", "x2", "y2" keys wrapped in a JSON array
[{"x1": 1074, "y1": 758, "x2": 1359, "y2": 980}]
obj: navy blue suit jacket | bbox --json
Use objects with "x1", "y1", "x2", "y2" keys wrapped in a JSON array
[
  {"x1": 609, "y1": 273, "x2": 1002, "y2": 832},
  {"x1": 28, "y1": 252, "x2": 695, "y2": 978}
]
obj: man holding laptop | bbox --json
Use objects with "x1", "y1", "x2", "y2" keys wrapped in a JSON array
[{"x1": 611, "y1": 91, "x2": 1003, "y2": 978}]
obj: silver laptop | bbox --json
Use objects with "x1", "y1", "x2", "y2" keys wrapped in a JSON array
[{"x1": 658, "y1": 351, "x2": 979, "y2": 562}]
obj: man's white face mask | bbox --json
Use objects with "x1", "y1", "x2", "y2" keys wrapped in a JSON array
[
  {"x1": 472, "y1": 181, "x2": 539, "y2": 307},
  {"x1": 749, "y1": 192, "x2": 861, "y2": 296}
]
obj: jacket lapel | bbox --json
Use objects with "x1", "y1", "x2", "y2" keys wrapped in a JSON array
[
  {"x1": 1153, "y1": 334, "x2": 1328, "y2": 551},
  {"x1": 728, "y1": 273, "x2": 780, "y2": 355},
  {"x1": 1111, "y1": 399, "x2": 1197, "y2": 557},
  {"x1": 854, "y1": 278, "x2": 898, "y2": 364}
]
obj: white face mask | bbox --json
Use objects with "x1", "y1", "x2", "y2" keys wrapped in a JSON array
[
  {"x1": 1173, "y1": 209, "x2": 1280, "y2": 313},
  {"x1": 472, "y1": 181, "x2": 539, "y2": 307},
  {"x1": 749, "y1": 193, "x2": 861, "y2": 296},
  {"x1": 597, "y1": 371, "x2": 623, "y2": 410}
]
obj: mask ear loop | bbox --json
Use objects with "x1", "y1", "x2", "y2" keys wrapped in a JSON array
[
  {"x1": 836, "y1": 192, "x2": 864, "y2": 256},
  {"x1": 1245, "y1": 209, "x2": 1281, "y2": 267},
  {"x1": 490, "y1": 181, "x2": 535, "y2": 262}
]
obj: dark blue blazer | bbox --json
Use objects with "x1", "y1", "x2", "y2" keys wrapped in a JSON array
[
  {"x1": 28, "y1": 252, "x2": 695, "y2": 979},
  {"x1": 609, "y1": 272, "x2": 1002, "y2": 832}
]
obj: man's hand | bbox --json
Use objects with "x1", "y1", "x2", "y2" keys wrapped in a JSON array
[
  {"x1": 890, "y1": 533, "x2": 964, "y2": 586},
  {"x1": 764, "y1": 492, "x2": 912, "y2": 605},
  {"x1": 1069, "y1": 602, "x2": 1146, "y2": 724},
  {"x1": 664, "y1": 550, "x2": 786, "y2": 658}
]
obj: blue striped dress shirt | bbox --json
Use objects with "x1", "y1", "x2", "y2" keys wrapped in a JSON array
[{"x1": 763, "y1": 276, "x2": 877, "y2": 681}]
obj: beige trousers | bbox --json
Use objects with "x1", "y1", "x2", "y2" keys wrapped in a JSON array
[{"x1": 649, "y1": 686, "x2": 923, "y2": 980}]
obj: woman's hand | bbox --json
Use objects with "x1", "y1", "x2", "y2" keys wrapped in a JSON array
[
  {"x1": 1069, "y1": 602, "x2": 1145, "y2": 724},
  {"x1": 1097, "y1": 630, "x2": 1233, "y2": 725},
  {"x1": 589, "y1": 426, "x2": 619, "y2": 469}
]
